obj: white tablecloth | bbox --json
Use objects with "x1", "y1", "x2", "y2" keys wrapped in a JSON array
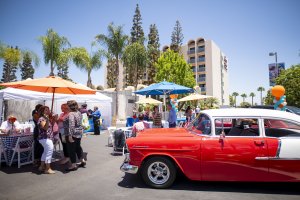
[
  {"x1": 146, "y1": 120, "x2": 169, "y2": 128},
  {"x1": 19, "y1": 123, "x2": 34, "y2": 133}
]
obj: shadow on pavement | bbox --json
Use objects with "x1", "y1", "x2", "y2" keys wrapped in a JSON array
[
  {"x1": 0, "y1": 151, "x2": 88, "y2": 175},
  {"x1": 118, "y1": 173, "x2": 300, "y2": 195}
]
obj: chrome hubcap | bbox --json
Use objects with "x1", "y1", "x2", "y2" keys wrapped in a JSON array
[{"x1": 147, "y1": 161, "x2": 170, "y2": 185}]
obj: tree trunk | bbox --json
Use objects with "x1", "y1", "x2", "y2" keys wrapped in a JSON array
[
  {"x1": 260, "y1": 92, "x2": 263, "y2": 105},
  {"x1": 87, "y1": 70, "x2": 92, "y2": 88},
  {"x1": 50, "y1": 59, "x2": 54, "y2": 76},
  {"x1": 115, "y1": 56, "x2": 119, "y2": 119},
  {"x1": 234, "y1": 96, "x2": 237, "y2": 107}
]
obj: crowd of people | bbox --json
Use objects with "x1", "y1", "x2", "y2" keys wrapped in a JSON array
[
  {"x1": 31, "y1": 100, "x2": 89, "y2": 174},
  {"x1": 130, "y1": 103, "x2": 201, "y2": 136},
  {"x1": 0, "y1": 101, "x2": 104, "y2": 173}
]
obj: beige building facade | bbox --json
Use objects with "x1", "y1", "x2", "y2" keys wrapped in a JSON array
[{"x1": 163, "y1": 38, "x2": 229, "y2": 105}]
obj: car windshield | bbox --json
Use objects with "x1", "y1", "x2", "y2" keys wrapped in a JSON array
[
  {"x1": 287, "y1": 106, "x2": 300, "y2": 114},
  {"x1": 186, "y1": 112, "x2": 211, "y2": 135}
]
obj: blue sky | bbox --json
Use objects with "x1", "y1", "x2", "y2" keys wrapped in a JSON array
[{"x1": 0, "y1": 0, "x2": 299, "y2": 105}]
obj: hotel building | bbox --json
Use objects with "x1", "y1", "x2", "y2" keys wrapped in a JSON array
[{"x1": 162, "y1": 38, "x2": 229, "y2": 105}]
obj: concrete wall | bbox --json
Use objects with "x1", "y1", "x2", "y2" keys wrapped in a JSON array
[{"x1": 99, "y1": 89, "x2": 136, "y2": 121}]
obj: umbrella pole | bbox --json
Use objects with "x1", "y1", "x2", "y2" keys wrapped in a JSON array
[
  {"x1": 51, "y1": 88, "x2": 56, "y2": 113},
  {"x1": 164, "y1": 94, "x2": 166, "y2": 120}
]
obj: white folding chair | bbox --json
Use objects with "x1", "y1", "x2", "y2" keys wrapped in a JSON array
[
  {"x1": 178, "y1": 121, "x2": 184, "y2": 128},
  {"x1": 107, "y1": 127, "x2": 116, "y2": 147},
  {"x1": 9, "y1": 136, "x2": 34, "y2": 168},
  {"x1": 0, "y1": 139, "x2": 8, "y2": 167}
]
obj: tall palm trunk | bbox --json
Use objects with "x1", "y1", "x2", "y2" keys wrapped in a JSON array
[
  {"x1": 260, "y1": 91, "x2": 263, "y2": 105},
  {"x1": 251, "y1": 97, "x2": 254, "y2": 106},
  {"x1": 87, "y1": 70, "x2": 92, "y2": 88},
  {"x1": 115, "y1": 55, "x2": 119, "y2": 118},
  {"x1": 50, "y1": 60, "x2": 54, "y2": 76},
  {"x1": 234, "y1": 96, "x2": 237, "y2": 107}
]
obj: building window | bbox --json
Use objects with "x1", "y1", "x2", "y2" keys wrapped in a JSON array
[
  {"x1": 197, "y1": 46, "x2": 205, "y2": 52},
  {"x1": 191, "y1": 66, "x2": 196, "y2": 72},
  {"x1": 198, "y1": 74, "x2": 206, "y2": 82},
  {"x1": 198, "y1": 55, "x2": 205, "y2": 62},
  {"x1": 198, "y1": 65, "x2": 206, "y2": 72},
  {"x1": 188, "y1": 47, "x2": 195, "y2": 54},
  {"x1": 189, "y1": 57, "x2": 195, "y2": 63}
]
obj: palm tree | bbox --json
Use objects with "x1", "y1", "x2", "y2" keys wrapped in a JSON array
[
  {"x1": 38, "y1": 28, "x2": 71, "y2": 76},
  {"x1": 67, "y1": 47, "x2": 103, "y2": 88},
  {"x1": 96, "y1": 23, "x2": 128, "y2": 119},
  {"x1": 241, "y1": 93, "x2": 247, "y2": 102},
  {"x1": 205, "y1": 97, "x2": 219, "y2": 108},
  {"x1": 232, "y1": 92, "x2": 239, "y2": 107},
  {"x1": 249, "y1": 92, "x2": 255, "y2": 106},
  {"x1": 257, "y1": 87, "x2": 265, "y2": 105}
]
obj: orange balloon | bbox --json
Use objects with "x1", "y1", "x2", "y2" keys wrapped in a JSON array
[
  {"x1": 271, "y1": 85, "x2": 285, "y2": 97},
  {"x1": 170, "y1": 94, "x2": 178, "y2": 99}
]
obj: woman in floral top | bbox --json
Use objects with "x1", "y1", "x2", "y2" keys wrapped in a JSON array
[
  {"x1": 65, "y1": 100, "x2": 86, "y2": 171},
  {"x1": 37, "y1": 106, "x2": 55, "y2": 174}
]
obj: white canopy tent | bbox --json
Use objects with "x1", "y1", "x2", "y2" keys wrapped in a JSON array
[{"x1": 0, "y1": 87, "x2": 112, "y2": 127}]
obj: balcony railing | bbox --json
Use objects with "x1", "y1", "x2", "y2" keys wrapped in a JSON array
[
  {"x1": 198, "y1": 57, "x2": 205, "y2": 62},
  {"x1": 187, "y1": 50, "x2": 195, "y2": 54},
  {"x1": 200, "y1": 87, "x2": 206, "y2": 92},
  {"x1": 198, "y1": 67, "x2": 205, "y2": 72},
  {"x1": 197, "y1": 47, "x2": 205, "y2": 52},
  {"x1": 189, "y1": 59, "x2": 195, "y2": 63},
  {"x1": 198, "y1": 77, "x2": 206, "y2": 82}
]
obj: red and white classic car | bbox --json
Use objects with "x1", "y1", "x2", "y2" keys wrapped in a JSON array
[{"x1": 120, "y1": 108, "x2": 300, "y2": 188}]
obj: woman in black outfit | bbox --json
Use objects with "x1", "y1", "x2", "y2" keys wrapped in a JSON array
[
  {"x1": 65, "y1": 100, "x2": 86, "y2": 171},
  {"x1": 32, "y1": 104, "x2": 43, "y2": 166}
]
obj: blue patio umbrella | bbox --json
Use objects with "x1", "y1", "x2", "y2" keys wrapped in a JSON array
[
  {"x1": 134, "y1": 81, "x2": 194, "y2": 95},
  {"x1": 134, "y1": 81, "x2": 194, "y2": 119}
]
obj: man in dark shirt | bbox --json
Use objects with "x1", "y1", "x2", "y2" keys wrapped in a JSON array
[{"x1": 92, "y1": 106, "x2": 101, "y2": 135}]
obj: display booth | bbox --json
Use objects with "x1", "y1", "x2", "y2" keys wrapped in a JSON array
[{"x1": 0, "y1": 88, "x2": 112, "y2": 128}]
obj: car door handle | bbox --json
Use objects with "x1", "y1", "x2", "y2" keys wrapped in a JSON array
[{"x1": 254, "y1": 140, "x2": 265, "y2": 146}]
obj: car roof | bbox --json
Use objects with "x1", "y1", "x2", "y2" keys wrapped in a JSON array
[{"x1": 201, "y1": 108, "x2": 300, "y2": 122}]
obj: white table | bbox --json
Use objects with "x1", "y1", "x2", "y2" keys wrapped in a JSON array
[{"x1": 146, "y1": 120, "x2": 169, "y2": 128}]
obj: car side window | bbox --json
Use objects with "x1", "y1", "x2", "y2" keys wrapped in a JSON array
[
  {"x1": 194, "y1": 114, "x2": 211, "y2": 135},
  {"x1": 215, "y1": 118, "x2": 260, "y2": 137},
  {"x1": 264, "y1": 119, "x2": 300, "y2": 138}
]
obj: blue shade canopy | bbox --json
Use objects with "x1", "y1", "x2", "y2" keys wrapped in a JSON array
[{"x1": 134, "y1": 81, "x2": 194, "y2": 95}]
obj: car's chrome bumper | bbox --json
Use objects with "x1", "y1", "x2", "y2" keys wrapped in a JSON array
[
  {"x1": 120, "y1": 153, "x2": 138, "y2": 174},
  {"x1": 120, "y1": 162, "x2": 139, "y2": 174}
]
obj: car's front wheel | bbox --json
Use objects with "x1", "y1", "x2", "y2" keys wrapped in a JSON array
[{"x1": 141, "y1": 157, "x2": 176, "y2": 189}]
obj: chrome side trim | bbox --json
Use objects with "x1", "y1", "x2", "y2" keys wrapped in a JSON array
[
  {"x1": 132, "y1": 145, "x2": 149, "y2": 148},
  {"x1": 255, "y1": 156, "x2": 300, "y2": 160}
]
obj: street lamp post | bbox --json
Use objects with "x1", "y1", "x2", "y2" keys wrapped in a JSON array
[
  {"x1": 269, "y1": 52, "x2": 278, "y2": 86},
  {"x1": 269, "y1": 52, "x2": 277, "y2": 67}
]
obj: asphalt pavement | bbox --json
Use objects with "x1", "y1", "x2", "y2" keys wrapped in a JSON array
[{"x1": 0, "y1": 131, "x2": 299, "y2": 200}]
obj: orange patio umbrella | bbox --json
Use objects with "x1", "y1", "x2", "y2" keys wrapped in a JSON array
[{"x1": 0, "y1": 76, "x2": 96, "y2": 112}]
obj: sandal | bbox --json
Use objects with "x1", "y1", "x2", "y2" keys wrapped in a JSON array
[{"x1": 78, "y1": 162, "x2": 86, "y2": 168}]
